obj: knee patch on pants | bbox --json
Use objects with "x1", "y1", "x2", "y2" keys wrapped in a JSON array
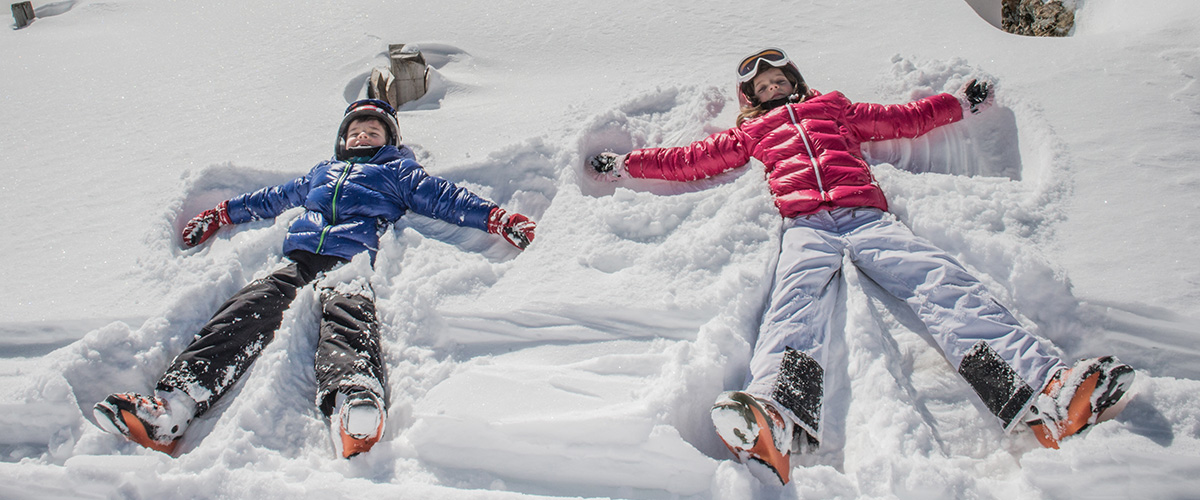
[
  {"x1": 772, "y1": 347, "x2": 824, "y2": 435},
  {"x1": 958, "y1": 341, "x2": 1036, "y2": 429}
]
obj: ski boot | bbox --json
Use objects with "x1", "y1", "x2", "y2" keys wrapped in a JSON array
[
  {"x1": 93, "y1": 391, "x2": 195, "y2": 454},
  {"x1": 1025, "y1": 356, "x2": 1135, "y2": 449},
  {"x1": 331, "y1": 390, "x2": 386, "y2": 458},
  {"x1": 711, "y1": 391, "x2": 798, "y2": 485}
]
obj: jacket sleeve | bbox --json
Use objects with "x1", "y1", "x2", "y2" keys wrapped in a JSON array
[
  {"x1": 395, "y1": 161, "x2": 497, "y2": 231},
  {"x1": 841, "y1": 93, "x2": 963, "y2": 142},
  {"x1": 624, "y1": 128, "x2": 753, "y2": 181},
  {"x1": 224, "y1": 170, "x2": 313, "y2": 224}
]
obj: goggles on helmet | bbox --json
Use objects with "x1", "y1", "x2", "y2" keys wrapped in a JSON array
[
  {"x1": 736, "y1": 48, "x2": 791, "y2": 83},
  {"x1": 345, "y1": 98, "x2": 397, "y2": 116}
]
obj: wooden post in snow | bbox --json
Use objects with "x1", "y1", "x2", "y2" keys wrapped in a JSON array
[
  {"x1": 388, "y1": 44, "x2": 428, "y2": 106},
  {"x1": 367, "y1": 44, "x2": 429, "y2": 110},
  {"x1": 12, "y1": 1, "x2": 34, "y2": 29}
]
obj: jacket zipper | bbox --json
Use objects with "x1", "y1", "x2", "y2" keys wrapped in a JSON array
[
  {"x1": 786, "y1": 105, "x2": 827, "y2": 200},
  {"x1": 315, "y1": 162, "x2": 353, "y2": 253}
]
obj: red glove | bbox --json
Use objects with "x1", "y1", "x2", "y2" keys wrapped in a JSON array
[
  {"x1": 487, "y1": 207, "x2": 536, "y2": 250},
  {"x1": 182, "y1": 200, "x2": 232, "y2": 248}
]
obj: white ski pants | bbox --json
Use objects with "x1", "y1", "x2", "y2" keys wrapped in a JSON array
[{"x1": 745, "y1": 208, "x2": 1065, "y2": 439}]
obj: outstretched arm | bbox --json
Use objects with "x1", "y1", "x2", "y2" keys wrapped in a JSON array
[
  {"x1": 843, "y1": 92, "x2": 965, "y2": 142},
  {"x1": 586, "y1": 128, "x2": 752, "y2": 183},
  {"x1": 181, "y1": 174, "x2": 311, "y2": 248},
  {"x1": 842, "y1": 79, "x2": 993, "y2": 143},
  {"x1": 398, "y1": 163, "x2": 536, "y2": 250}
]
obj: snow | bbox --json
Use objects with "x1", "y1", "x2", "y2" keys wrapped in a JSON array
[{"x1": 3, "y1": 0, "x2": 1200, "y2": 498}]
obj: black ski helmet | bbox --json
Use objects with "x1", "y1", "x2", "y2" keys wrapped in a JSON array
[
  {"x1": 336, "y1": 99, "x2": 402, "y2": 161},
  {"x1": 735, "y1": 48, "x2": 808, "y2": 108}
]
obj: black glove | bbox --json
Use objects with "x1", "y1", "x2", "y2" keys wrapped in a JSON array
[
  {"x1": 962, "y1": 79, "x2": 992, "y2": 114},
  {"x1": 587, "y1": 152, "x2": 626, "y2": 181}
]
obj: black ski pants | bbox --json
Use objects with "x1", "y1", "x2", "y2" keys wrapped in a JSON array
[{"x1": 156, "y1": 250, "x2": 388, "y2": 418}]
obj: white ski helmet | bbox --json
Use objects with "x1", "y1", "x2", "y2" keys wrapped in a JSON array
[{"x1": 336, "y1": 99, "x2": 402, "y2": 160}]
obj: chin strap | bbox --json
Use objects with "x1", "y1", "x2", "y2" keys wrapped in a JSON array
[
  {"x1": 338, "y1": 145, "x2": 383, "y2": 162},
  {"x1": 759, "y1": 93, "x2": 797, "y2": 111}
]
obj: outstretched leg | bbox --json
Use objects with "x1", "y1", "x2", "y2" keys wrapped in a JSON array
[
  {"x1": 158, "y1": 252, "x2": 343, "y2": 414},
  {"x1": 714, "y1": 213, "x2": 847, "y2": 484},
  {"x1": 845, "y1": 210, "x2": 1066, "y2": 430},
  {"x1": 745, "y1": 212, "x2": 848, "y2": 445},
  {"x1": 314, "y1": 278, "x2": 388, "y2": 458},
  {"x1": 94, "y1": 251, "x2": 343, "y2": 453}
]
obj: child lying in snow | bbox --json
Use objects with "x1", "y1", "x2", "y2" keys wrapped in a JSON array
[
  {"x1": 94, "y1": 99, "x2": 536, "y2": 459},
  {"x1": 588, "y1": 47, "x2": 1134, "y2": 485}
]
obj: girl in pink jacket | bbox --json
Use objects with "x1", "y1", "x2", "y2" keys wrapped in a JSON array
[{"x1": 588, "y1": 48, "x2": 1134, "y2": 485}]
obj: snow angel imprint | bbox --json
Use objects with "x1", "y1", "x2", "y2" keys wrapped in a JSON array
[
  {"x1": 93, "y1": 99, "x2": 537, "y2": 459},
  {"x1": 587, "y1": 47, "x2": 1135, "y2": 486}
]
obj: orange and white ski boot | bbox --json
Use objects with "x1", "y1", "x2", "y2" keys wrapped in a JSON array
[
  {"x1": 93, "y1": 391, "x2": 194, "y2": 455},
  {"x1": 711, "y1": 391, "x2": 797, "y2": 485},
  {"x1": 331, "y1": 391, "x2": 386, "y2": 459},
  {"x1": 1025, "y1": 356, "x2": 1135, "y2": 449}
]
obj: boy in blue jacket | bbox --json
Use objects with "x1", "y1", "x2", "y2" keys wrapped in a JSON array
[{"x1": 93, "y1": 99, "x2": 536, "y2": 458}]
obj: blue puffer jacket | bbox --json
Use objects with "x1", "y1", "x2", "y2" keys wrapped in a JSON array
[{"x1": 225, "y1": 145, "x2": 497, "y2": 261}]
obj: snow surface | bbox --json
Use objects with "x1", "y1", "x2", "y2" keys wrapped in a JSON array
[{"x1": 3, "y1": 0, "x2": 1200, "y2": 498}]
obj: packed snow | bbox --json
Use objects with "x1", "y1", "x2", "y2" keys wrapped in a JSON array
[{"x1": 3, "y1": 0, "x2": 1200, "y2": 498}]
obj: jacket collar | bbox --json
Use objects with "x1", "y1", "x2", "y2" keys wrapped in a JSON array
[{"x1": 341, "y1": 144, "x2": 415, "y2": 164}]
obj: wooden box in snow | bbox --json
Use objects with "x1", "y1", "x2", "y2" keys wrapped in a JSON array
[
  {"x1": 368, "y1": 44, "x2": 429, "y2": 109},
  {"x1": 12, "y1": 1, "x2": 34, "y2": 29}
]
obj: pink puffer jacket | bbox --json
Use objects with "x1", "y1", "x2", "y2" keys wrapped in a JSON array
[{"x1": 625, "y1": 90, "x2": 963, "y2": 218}]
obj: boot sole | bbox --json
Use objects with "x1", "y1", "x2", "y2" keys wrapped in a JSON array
[
  {"x1": 1031, "y1": 358, "x2": 1135, "y2": 449},
  {"x1": 333, "y1": 392, "x2": 387, "y2": 459},
  {"x1": 711, "y1": 391, "x2": 791, "y2": 485},
  {"x1": 340, "y1": 417, "x2": 384, "y2": 459}
]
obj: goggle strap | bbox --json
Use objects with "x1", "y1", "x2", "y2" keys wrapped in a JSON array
[{"x1": 345, "y1": 98, "x2": 397, "y2": 116}]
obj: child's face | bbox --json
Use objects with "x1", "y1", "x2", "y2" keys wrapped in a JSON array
[
  {"x1": 345, "y1": 118, "x2": 389, "y2": 148},
  {"x1": 752, "y1": 67, "x2": 794, "y2": 104}
]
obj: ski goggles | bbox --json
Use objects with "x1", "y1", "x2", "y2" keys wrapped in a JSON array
[
  {"x1": 345, "y1": 98, "x2": 397, "y2": 116},
  {"x1": 736, "y1": 48, "x2": 792, "y2": 83}
]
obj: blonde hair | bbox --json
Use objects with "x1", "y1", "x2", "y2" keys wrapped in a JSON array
[{"x1": 736, "y1": 106, "x2": 769, "y2": 127}]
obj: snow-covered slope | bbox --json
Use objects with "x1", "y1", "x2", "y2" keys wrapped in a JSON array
[{"x1": 2, "y1": 0, "x2": 1199, "y2": 498}]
